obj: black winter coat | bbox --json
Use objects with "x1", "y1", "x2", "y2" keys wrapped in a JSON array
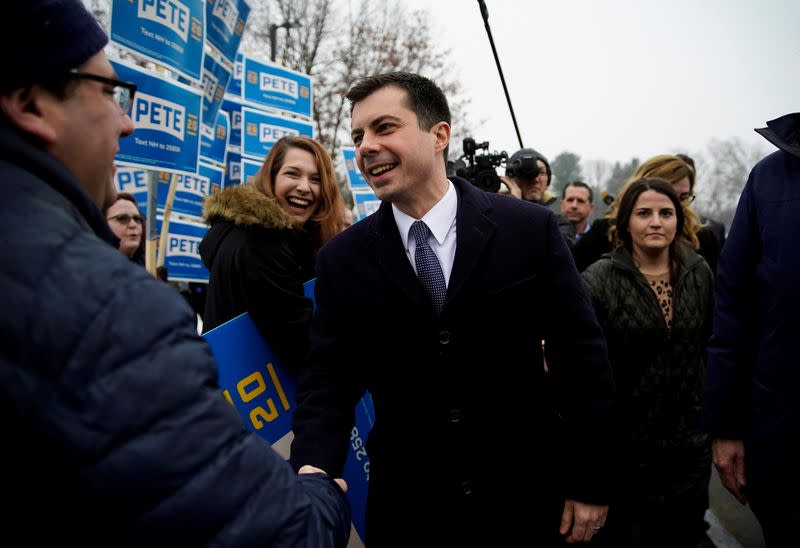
[
  {"x1": 0, "y1": 125, "x2": 350, "y2": 546},
  {"x1": 582, "y1": 246, "x2": 713, "y2": 504},
  {"x1": 200, "y1": 185, "x2": 316, "y2": 375}
]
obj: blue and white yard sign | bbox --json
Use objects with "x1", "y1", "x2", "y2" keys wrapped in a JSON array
[
  {"x1": 242, "y1": 157, "x2": 262, "y2": 185},
  {"x1": 110, "y1": 0, "x2": 205, "y2": 83},
  {"x1": 226, "y1": 53, "x2": 244, "y2": 97},
  {"x1": 156, "y1": 170, "x2": 213, "y2": 219},
  {"x1": 242, "y1": 107, "x2": 314, "y2": 160},
  {"x1": 199, "y1": 161, "x2": 226, "y2": 196},
  {"x1": 201, "y1": 45, "x2": 233, "y2": 127},
  {"x1": 113, "y1": 59, "x2": 202, "y2": 173},
  {"x1": 225, "y1": 150, "x2": 242, "y2": 186},
  {"x1": 203, "y1": 280, "x2": 373, "y2": 545},
  {"x1": 156, "y1": 216, "x2": 209, "y2": 282},
  {"x1": 341, "y1": 147, "x2": 370, "y2": 190},
  {"x1": 200, "y1": 111, "x2": 230, "y2": 166},
  {"x1": 221, "y1": 95, "x2": 244, "y2": 149},
  {"x1": 353, "y1": 188, "x2": 381, "y2": 221},
  {"x1": 243, "y1": 57, "x2": 313, "y2": 119},
  {"x1": 114, "y1": 165, "x2": 149, "y2": 216},
  {"x1": 206, "y1": 0, "x2": 251, "y2": 65}
]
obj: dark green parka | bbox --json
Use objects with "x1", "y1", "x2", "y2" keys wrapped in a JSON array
[{"x1": 582, "y1": 245, "x2": 714, "y2": 503}]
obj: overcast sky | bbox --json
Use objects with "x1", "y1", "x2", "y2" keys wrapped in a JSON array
[{"x1": 400, "y1": 0, "x2": 798, "y2": 164}]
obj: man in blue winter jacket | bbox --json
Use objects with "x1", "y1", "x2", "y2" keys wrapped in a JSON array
[
  {"x1": 702, "y1": 112, "x2": 800, "y2": 546},
  {"x1": 0, "y1": 1, "x2": 349, "y2": 545}
]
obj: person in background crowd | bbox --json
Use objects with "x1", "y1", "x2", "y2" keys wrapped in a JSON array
[
  {"x1": 573, "y1": 154, "x2": 722, "y2": 273},
  {"x1": 0, "y1": 1, "x2": 350, "y2": 545},
  {"x1": 561, "y1": 181, "x2": 595, "y2": 240},
  {"x1": 341, "y1": 204, "x2": 355, "y2": 228},
  {"x1": 105, "y1": 191, "x2": 145, "y2": 264},
  {"x1": 676, "y1": 153, "x2": 726, "y2": 252},
  {"x1": 200, "y1": 135, "x2": 344, "y2": 375},
  {"x1": 582, "y1": 178, "x2": 714, "y2": 548},
  {"x1": 500, "y1": 147, "x2": 561, "y2": 213},
  {"x1": 290, "y1": 71, "x2": 616, "y2": 546},
  {"x1": 702, "y1": 113, "x2": 800, "y2": 547}
]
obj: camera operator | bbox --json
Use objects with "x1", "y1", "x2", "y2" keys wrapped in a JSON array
[{"x1": 501, "y1": 148, "x2": 577, "y2": 247}]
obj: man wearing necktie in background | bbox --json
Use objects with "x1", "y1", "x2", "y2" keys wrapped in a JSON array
[{"x1": 291, "y1": 72, "x2": 616, "y2": 546}]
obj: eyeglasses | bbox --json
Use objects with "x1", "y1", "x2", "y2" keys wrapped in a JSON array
[
  {"x1": 65, "y1": 70, "x2": 137, "y2": 115},
  {"x1": 678, "y1": 193, "x2": 696, "y2": 204},
  {"x1": 107, "y1": 214, "x2": 145, "y2": 225}
]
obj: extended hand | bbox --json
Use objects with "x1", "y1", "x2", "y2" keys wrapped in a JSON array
[
  {"x1": 712, "y1": 438, "x2": 747, "y2": 504},
  {"x1": 298, "y1": 464, "x2": 349, "y2": 493},
  {"x1": 560, "y1": 499, "x2": 608, "y2": 543}
]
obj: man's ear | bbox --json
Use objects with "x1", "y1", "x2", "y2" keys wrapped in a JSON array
[
  {"x1": 0, "y1": 87, "x2": 60, "y2": 144},
  {"x1": 431, "y1": 121, "x2": 451, "y2": 155}
]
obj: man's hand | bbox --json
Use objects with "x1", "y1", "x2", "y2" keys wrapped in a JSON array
[
  {"x1": 559, "y1": 499, "x2": 608, "y2": 543},
  {"x1": 712, "y1": 438, "x2": 747, "y2": 504},
  {"x1": 298, "y1": 464, "x2": 348, "y2": 493},
  {"x1": 499, "y1": 175, "x2": 522, "y2": 199}
]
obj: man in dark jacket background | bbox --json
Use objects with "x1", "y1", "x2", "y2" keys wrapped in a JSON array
[
  {"x1": 702, "y1": 112, "x2": 800, "y2": 546},
  {"x1": 0, "y1": 1, "x2": 349, "y2": 545}
]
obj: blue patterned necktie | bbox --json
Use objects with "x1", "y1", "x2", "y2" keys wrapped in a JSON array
[{"x1": 411, "y1": 220, "x2": 447, "y2": 315}]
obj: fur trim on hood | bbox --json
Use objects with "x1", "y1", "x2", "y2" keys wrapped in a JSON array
[{"x1": 203, "y1": 184, "x2": 296, "y2": 230}]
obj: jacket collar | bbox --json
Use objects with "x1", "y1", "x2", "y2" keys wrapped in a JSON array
[
  {"x1": 755, "y1": 113, "x2": 800, "y2": 159},
  {"x1": 608, "y1": 242, "x2": 704, "y2": 275},
  {"x1": 203, "y1": 184, "x2": 297, "y2": 230},
  {"x1": 0, "y1": 125, "x2": 117, "y2": 245}
]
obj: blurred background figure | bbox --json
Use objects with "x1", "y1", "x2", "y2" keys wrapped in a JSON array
[
  {"x1": 200, "y1": 135, "x2": 344, "y2": 375},
  {"x1": 105, "y1": 191, "x2": 145, "y2": 265},
  {"x1": 560, "y1": 181, "x2": 595, "y2": 240},
  {"x1": 582, "y1": 177, "x2": 714, "y2": 548},
  {"x1": 574, "y1": 154, "x2": 722, "y2": 273},
  {"x1": 340, "y1": 204, "x2": 355, "y2": 228},
  {"x1": 501, "y1": 147, "x2": 560, "y2": 213}
]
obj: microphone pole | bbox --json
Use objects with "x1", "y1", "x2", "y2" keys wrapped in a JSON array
[{"x1": 477, "y1": 0, "x2": 524, "y2": 149}]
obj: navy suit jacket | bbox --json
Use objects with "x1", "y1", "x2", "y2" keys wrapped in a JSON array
[{"x1": 291, "y1": 177, "x2": 615, "y2": 544}]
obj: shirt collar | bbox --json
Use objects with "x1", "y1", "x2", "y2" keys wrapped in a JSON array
[{"x1": 393, "y1": 179, "x2": 457, "y2": 249}]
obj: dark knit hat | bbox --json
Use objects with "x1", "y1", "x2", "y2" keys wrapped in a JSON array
[
  {"x1": 1, "y1": 1, "x2": 109, "y2": 94},
  {"x1": 505, "y1": 148, "x2": 552, "y2": 184}
]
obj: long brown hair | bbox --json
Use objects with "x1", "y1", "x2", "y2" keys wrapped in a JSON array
[{"x1": 252, "y1": 135, "x2": 344, "y2": 246}]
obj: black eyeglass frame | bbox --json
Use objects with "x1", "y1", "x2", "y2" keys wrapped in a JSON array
[
  {"x1": 64, "y1": 70, "x2": 137, "y2": 115},
  {"x1": 107, "y1": 213, "x2": 145, "y2": 226}
]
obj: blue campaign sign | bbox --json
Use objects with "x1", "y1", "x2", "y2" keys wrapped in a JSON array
[
  {"x1": 242, "y1": 157, "x2": 262, "y2": 186},
  {"x1": 113, "y1": 59, "x2": 202, "y2": 173},
  {"x1": 221, "y1": 95, "x2": 244, "y2": 149},
  {"x1": 199, "y1": 161, "x2": 225, "y2": 195},
  {"x1": 226, "y1": 53, "x2": 244, "y2": 96},
  {"x1": 110, "y1": 0, "x2": 205, "y2": 82},
  {"x1": 353, "y1": 188, "x2": 381, "y2": 221},
  {"x1": 200, "y1": 111, "x2": 230, "y2": 166},
  {"x1": 243, "y1": 57, "x2": 313, "y2": 119},
  {"x1": 206, "y1": 0, "x2": 251, "y2": 65},
  {"x1": 202, "y1": 279, "x2": 374, "y2": 545},
  {"x1": 114, "y1": 165, "x2": 150, "y2": 217},
  {"x1": 201, "y1": 45, "x2": 233, "y2": 127},
  {"x1": 341, "y1": 147, "x2": 370, "y2": 190},
  {"x1": 225, "y1": 150, "x2": 242, "y2": 186},
  {"x1": 242, "y1": 107, "x2": 314, "y2": 160},
  {"x1": 156, "y1": 216, "x2": 209, "y2": 282},
  {"x1": 156, "y1": 170, "x2": 212, "y2": 219}
]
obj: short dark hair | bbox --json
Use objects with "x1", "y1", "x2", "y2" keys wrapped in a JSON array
[
  {"x1": 562, "y1": 181, "x2": 593, "y2": 202},
  {"x1": 615, "y1": 177, "x2": 685, "y2": 265},
  {"x1": 346, "y1": 72, "x2": 451, "y2": 160}
]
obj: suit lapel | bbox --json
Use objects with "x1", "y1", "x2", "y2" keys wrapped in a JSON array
[{"x1": 446, "y1": 179, "x2": 495, "y2": 306}]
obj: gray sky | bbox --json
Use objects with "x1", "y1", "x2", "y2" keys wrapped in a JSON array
[{"x1": 402, "y1": 0, "x2": 798, "y2": 164}]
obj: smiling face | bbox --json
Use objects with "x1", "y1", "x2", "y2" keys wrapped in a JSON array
[
  {"x1": 628, "y1": 190, "x2": 678, "y2": 256},
  {"x1": 350, "y1": 85, "x2": 449, "y2": 216},
  {"x1": 273, "y1": 146, "x2": 321, "y2": 224},
  {"x1": 106, "y1": 198, "x2": 142, "y2": 258}
]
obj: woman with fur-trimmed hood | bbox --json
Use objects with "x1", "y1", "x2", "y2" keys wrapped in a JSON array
[{"x1": 200, "y1": 136, "x2": 344, "y2": 375}]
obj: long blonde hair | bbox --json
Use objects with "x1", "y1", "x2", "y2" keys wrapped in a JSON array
[{"x1": 608, "y1": 154, "x2": 704, "y2": 249}]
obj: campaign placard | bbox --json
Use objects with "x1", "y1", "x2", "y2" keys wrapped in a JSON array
[
  {"x1": 200, "y1": 111, "x2": 230, "y2": 166},
  {"x1": 341, "y1": 147, "x2": 370, "y2": 190},
  {"x1": 156, "y1": 216, "x2": 209, "y2": 282},
  {"x1": 243, "y1": 57, "x2": 313, "y2": 119},
  {"x1": 226, "y1": 53, "x2": 244, "y2": 97},
  {"x1": 156, "y1": 170, "x2": 213, "y2": 219},
  {"x1": 114, "y1": 165, "x2": 150, "y2": 216},
  {"x1": 353, "y1": 188, "x2": 381, "y2": 221},
  {"x1": 241, "y1": 107, "x2": 314, "y2": 160},
  {"x1": 221, "y1": 95, "x2": 244, "y2": 149},
  {"x1": 206, "y1": 0, "x2": 251, "y2": 65},
  {"x1": 225, "y1": 150, "x2": 242, "y2": 187},
  {"x1": 113, "y1": 59, "x2": 202, "y2": 173},
  {"x1": 199, "y1": 161, "x2": 226, "y2": 196},
  {"x1": 201, "y1": 45, "x2": 233, "y2": 127},
  {"x1": 110, "y1": 0, "x2": 205, "y2": 83},
  {"x1": 242, "y1": 157, "x2": 262, "y2": 185}
]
